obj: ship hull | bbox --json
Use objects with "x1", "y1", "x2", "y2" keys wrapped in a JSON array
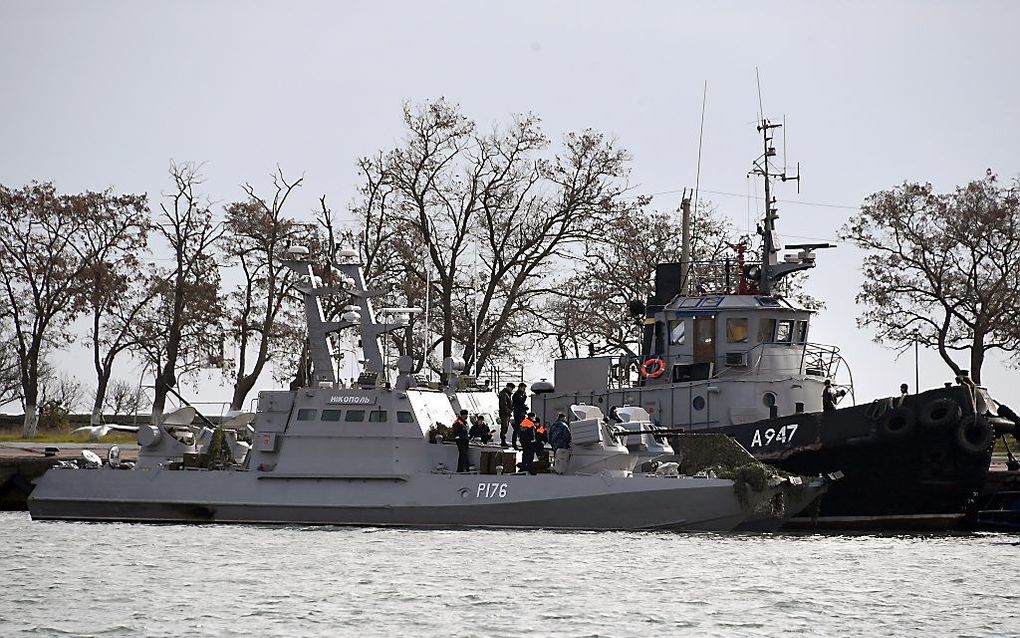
[
  {"x1": 28, "y1": 469, "x2": 749, "y2": 531},
  {"x1": 711, "y1": 386, "x2": 992, "y2": 529}
]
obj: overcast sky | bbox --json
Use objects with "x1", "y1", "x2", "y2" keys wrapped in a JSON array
[{"x1": 2, "y1": 1, "x2": 1018, "y2": 412}]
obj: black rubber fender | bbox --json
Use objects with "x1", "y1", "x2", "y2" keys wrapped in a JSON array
[
  {"x1": 879, "y1": 406, "x2": 916, "y2": 439},
  {"x1": 919, "y1": 397, "x2": 961, "y2": 429},
  {"x1": 956, "y1": 416, "x2": 994, "y2": 455}
]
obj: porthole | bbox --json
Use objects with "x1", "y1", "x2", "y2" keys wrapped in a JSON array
[
  {"x1": 692, "y1": 395, "x2": 706, "y2": 411},
  {"x1": 762, "y1": 392, "x2": 777, "y2": 408}
]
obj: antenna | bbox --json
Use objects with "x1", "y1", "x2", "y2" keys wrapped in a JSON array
[
  {"x1": 693, "y1": 80, "x2": 708, "y2": 216},
  {"x1": 783, "y1": 114, "x2": 787, "y2": 169},
  {"x1": 755, "y1": 67, "x2": 764, "y2": 120}
]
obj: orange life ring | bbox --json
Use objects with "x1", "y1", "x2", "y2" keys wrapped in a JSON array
[{"x1": 640, "y1": 358, "x2": 666, "y2": 379}]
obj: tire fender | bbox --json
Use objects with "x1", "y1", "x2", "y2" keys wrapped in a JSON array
[
  {"x1": 956, "y1": 416, "x2": 994, "y2": 455},
  {"x1": 879, "y1": 406, "x2": 916, "y2": 439},
  {"x1": 920, "y1": 397, "x2": 961, "y2": 429}
]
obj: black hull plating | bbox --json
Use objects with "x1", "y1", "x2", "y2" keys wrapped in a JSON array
[{"x1": 710, "y1": 386, "x2": 991, "y2": 528}]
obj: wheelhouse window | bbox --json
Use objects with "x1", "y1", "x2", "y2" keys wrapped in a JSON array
[
  {"x1": 397, "y1": 411, "x2": 415, "y2": 423},
  {"x1": 296, "y1": 409, "x2": 317, "y2": 421},
  {"x1": 796, "y1": 320, "x2": 809, "y2": 343},
  {"x1": 345, "y1": 410, "x2": 365, "y2": 422},
  {"x1": 726, "y1": 318, "x2": 749, "y2": 343},
  {"x1": 776, "y1": 319, "x2": 794, "y2": 343},
  {"x1": 669, "y1": 319, "x2": 686, "y2": 345},
  {"x1": 368, "y1": 410, "x2": 388, "y2": 423},
  {"x1": 321, "y1": 409, "x2": 342, "y2": 422},
  {"x1": 758, "y1": 318, "x2": 777, "y2": 343}
]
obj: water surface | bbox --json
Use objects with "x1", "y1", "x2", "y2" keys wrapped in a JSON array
[{"x1": 1, "y1": 513, "x2": 1017, "y2": 637}]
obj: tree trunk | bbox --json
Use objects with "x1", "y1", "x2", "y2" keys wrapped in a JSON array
[
  {"x1": 151, "y1": 366, "x2": 174, "y2": 425},
  {"x1": 21, "y1": 405, "x2": 39, "y2": 438},
  {"x1": 91, "y1": 373, "x2": 110, "y2": 426},
  {"x1": 970, "y1": 336, "x2": 986, "y2": 385},
  {"x1": 230, "y1": 375, "x2": 256, "y2": 412},
  {"x1": 20, "y1": 363, "x2": 39, "y2": 438}
]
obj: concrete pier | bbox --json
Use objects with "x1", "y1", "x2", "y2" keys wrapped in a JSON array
[{"x1": 0, "y1": 443, "x2": 138, "y2": 511}]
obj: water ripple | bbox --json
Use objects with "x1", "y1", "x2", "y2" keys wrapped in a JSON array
[{"x1": 1, "y1": 513, "x2": 1018, "y2": 637}]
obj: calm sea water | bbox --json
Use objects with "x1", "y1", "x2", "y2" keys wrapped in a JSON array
[{"x1": 0, "y1": 512, "x2": 1017, "y2": 637}]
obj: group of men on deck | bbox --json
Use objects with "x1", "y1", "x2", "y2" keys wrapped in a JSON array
[{"x1": 447, "y1": 382, "x2": 573, "y2": 475}]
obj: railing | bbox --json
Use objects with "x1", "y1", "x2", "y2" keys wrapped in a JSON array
[
  {"x1": 597, "y1": 342, "x2": 855, "y2": 399},
  {"x1": 679, "y1": 259, "x2": 797, "y2": 296}
]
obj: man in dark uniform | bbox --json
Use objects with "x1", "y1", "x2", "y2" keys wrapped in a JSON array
[
  {"x1": 822, "y1": 379, "x2": 846, "y2": 412},
  {"x1": 511, "y1": 383, "x2": 528, "y2": 450},
  {"x1": 469, "y1": 415, "x2": 492, "y2": 444},
  {"x1": 518, "y1": 412, "x2": 537, "y2": 474},
  {"x1": 453, "y1": 409, "x2": 471, "y2": 472},
  {"x1": 498, "y1": 382, "x2": 514, "y2": 447}
]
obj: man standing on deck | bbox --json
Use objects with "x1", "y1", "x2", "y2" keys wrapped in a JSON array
[
  {"x1": 549, "y1": 412, "x2": 571, "y2": 474},
  {"x1": 822, "y1": 379, "x2": 846, "y2": 412},
  {"x1": 511, "y1": 383, "x2": 528, "y2": 450},
  {"x1": 498, "y1": 382, "x2": 514, "y2": 447},
  {"x1": 453, "y1": 409, "x2": 471, "y2": 472},
  {"x1": 518, "y1": 412, "x2": 537, "y2": 474}
]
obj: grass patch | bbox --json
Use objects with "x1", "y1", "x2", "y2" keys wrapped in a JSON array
[{"x1": 0, "y1": 429, "x2": 137, "y2": 444}]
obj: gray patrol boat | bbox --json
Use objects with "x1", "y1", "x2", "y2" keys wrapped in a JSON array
[{"x1": 29, "y1": 248, "x2": 787, "y2": 531}]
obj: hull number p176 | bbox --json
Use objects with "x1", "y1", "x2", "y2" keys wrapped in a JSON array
[{"x1": 477, "y1": 483, "x2": 508, "y2": 498}]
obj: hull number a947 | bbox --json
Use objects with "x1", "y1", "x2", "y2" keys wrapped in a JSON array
[
  {"x1": 477, "y1": 483, "x2": 508, "y2": 498},
  {"x1": 750, "y1": 424, "x2": 799, "y2": 448}
]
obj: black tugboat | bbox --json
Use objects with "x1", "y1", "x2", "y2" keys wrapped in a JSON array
[{"x1": 532, "y1": 115, "x2": 1015, "y2": 529}]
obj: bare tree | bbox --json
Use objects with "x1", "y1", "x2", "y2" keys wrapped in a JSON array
[
  {"x1": 352, "y1": 99, "x2": 633, "y2": 376},
  {"x1": 0, "y1": 182, "x2": 147, "y2": 436},
  {"x1": 221, "y1": 168, "x2": 308, "y2": 411},
  {"x1": 131, "y1": 163, "x2": 224, "y2": 423},
  {"x1": 103, "y1": 378, "x2": 151, "y2": 416},
  {"x1": 533, "y1": 201, "x2": 737, "y2": 358},
  {"x1": 77, "y1": 195, "x2": 152, "y2": 425},
  {"x1": 841, "y1": 171, "x2": 1020, "y2": 383}
]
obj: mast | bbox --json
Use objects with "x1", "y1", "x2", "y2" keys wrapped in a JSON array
[
  {"x1": 680, "y1": 190, "x2": 692, "y2": 295},
  {"x1": 747, "y1": 114, "x2": 830, "y2": 296}
]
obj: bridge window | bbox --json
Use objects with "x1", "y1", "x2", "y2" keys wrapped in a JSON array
[
  {"x1": 345, "y1": 410, "x2": 365, "y2": 422},
  {"x1": 669, "y1": 319, "x2": 686, "y2": 345},
  {"x1": 321, "y1": 409, "x2": 342, "y2": 422},
  {"x1": 758, "y1": 318, "x2": 776, "y2": 343},
  {"x1": 776, "y1": 319, "x2": 794, "y2": 343},
  {"x1": 796, "y1": 320, "x2": 809, "y2": 343},
  {"x1": 726, "y1": 318, "x2": 749, "y2": 343},
  {"x1": 369, "y1": 410, "x2": 388, "y2": 423},
  {"x1": 296, "y1": 409, "x2": 317, "y2": 421},
  {"x1": 397, "y1": 411, "x2": 415, "y2": 423}
]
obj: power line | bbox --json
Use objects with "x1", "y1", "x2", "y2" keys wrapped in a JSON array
[{"x1": 641, "y1": 186, "x2": 859, "y2": 210}]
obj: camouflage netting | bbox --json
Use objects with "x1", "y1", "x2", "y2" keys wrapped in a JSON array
[
  {"x1": 206, "y1": 428, "x2": 235, "y2": 467},
  {"x1": 674, "y1": 433, "x2": 813, "y2": 518}
]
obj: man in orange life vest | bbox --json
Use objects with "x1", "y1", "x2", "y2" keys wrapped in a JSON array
[
  {"x1": 518, "y1": 412, "x2": 538, "y2": 474},
  {"x1": 453, "y1": 409, "x2": 471, "y2": 473}
]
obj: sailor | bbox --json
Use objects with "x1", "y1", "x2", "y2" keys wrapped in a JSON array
[
  {"x1": 822, "y1": 379, "x2": 846, "y2": 412},
  {"x1": 549, "y1": 413, "x2": 571, "y2": 474},
  {"x1": 498, "y1": 382, "x2": 514, "y2": 447},
  {"x1": 534, "y1": 417, "x2": 550, "y2": 466},
  {"x1": 511, "y1": 383, "x2": 528, "y2": 450},
  {"x1": 518, "y1": 412, "x2": 537, "y2": 474},
  {"x1": 608, "y1": 406, "x2": 622, "y2": 424},
  {"x1": 469, "y1": 415, "x2": 493, "y2": 444},
  {"x1": 453, "y1": 410, "x2": 471, "y2": 472}
]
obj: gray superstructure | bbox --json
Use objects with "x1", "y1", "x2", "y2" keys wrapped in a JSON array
[{"x1": 28, "y1": 248, "x2": 790, "y2": 531}]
